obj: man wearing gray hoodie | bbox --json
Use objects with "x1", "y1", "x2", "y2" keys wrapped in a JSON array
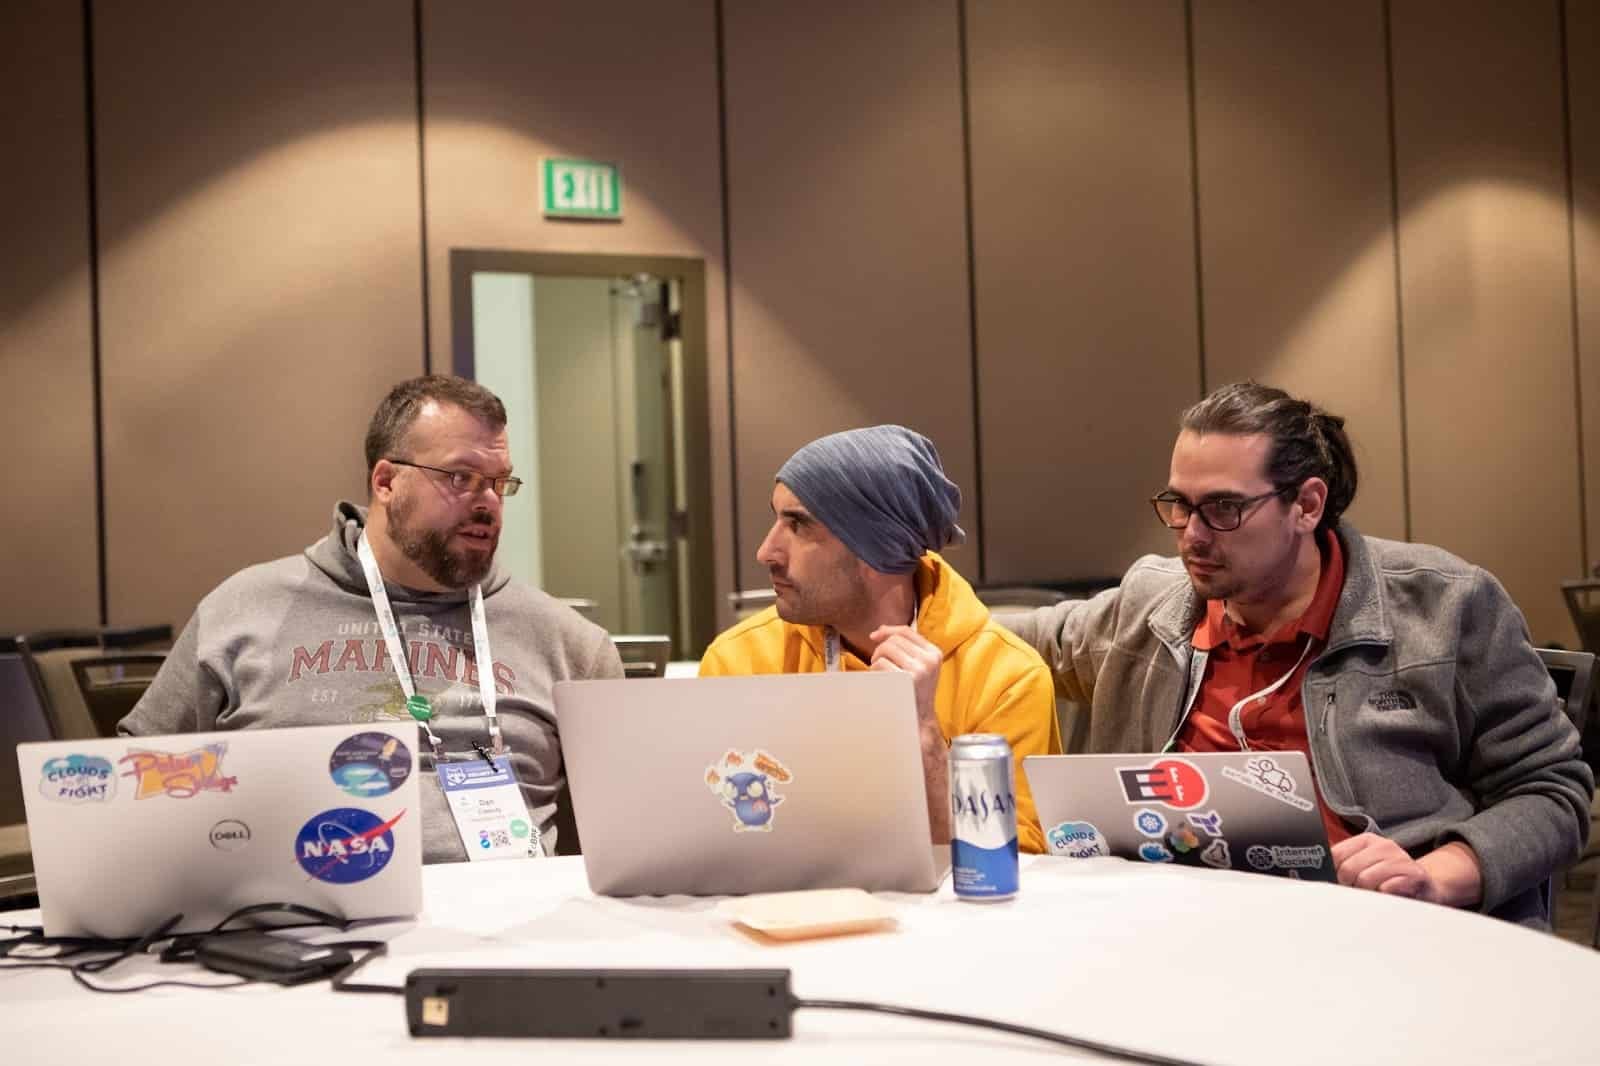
[
  {"x1": 1007, "y1": 382, "x2": 1592, "y2": 926},
  {"x1": 120, "y1": 375, "x2": 623, "y2": 862}
]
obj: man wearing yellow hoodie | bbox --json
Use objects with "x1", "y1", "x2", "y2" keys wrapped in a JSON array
[{"x1": 699, "y1": 426, "x2": 1061, "y2": 853}]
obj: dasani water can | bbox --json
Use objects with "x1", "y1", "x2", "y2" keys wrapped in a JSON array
[{"x1": 949, "y1": 733, "x2": 1018, "y2": 900}]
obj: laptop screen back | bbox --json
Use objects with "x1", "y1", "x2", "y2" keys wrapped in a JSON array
[
  {"x1": 556, "y1": 672, "x2": 942, "y2": 896},
  {"x1": 18, "y1": 722, "x2": 423, "y2": 936}
]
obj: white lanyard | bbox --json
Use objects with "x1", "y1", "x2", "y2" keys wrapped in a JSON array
[
  {"x1": 357, "y1": 532, "x2": 503, "y2": 755},
  {"x1": 822, "y1": 601, "x2": 919, "y2": 672},
  {"x1": 1226, "y1": 636, "x2": 1314, "y2": 751}
]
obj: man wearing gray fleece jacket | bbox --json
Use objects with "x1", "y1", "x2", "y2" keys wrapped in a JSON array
[
  {"x1": 1007, "y1": 383, "x2": 1592, "y2": 926},
  {"x1": 121, "y1": 375, "x2": 623, "y2": 862}
]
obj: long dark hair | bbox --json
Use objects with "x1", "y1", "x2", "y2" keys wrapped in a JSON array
[{"x1": 1179, "y1": 382, "x2": 1358, "y2": 534}]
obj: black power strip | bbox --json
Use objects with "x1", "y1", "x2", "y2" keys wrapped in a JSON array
[{"x1": 405, "y1": 968, "x2": 794, "y2": 1039}]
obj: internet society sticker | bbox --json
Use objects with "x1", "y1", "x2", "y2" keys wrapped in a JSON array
[
  {"x1": 329, "y1": 732, "x2": 412, "y2": 798},
  {"x1": 295, "y1": 807, "x2": 405, "y2": 884},
  {"x1": 39, "y1": 754, "x2": 116, "y2": 803},
  {"x1": 1047, "y1": 821, "x2": 1108, "y2": 858}
]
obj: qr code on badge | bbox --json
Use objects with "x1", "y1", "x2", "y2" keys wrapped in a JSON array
[{"x1": 488, "y1": 829, "x2": 511, "y2": 848}]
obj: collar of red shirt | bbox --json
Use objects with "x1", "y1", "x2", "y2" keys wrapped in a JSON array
[{"x1": 1191, "y1": 531, "x2": 1346, "y2": 652}]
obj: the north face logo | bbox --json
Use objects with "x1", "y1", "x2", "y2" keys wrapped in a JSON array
[{"x1": 1370, "y1": 690, "x2": 1418, "y2": 712}]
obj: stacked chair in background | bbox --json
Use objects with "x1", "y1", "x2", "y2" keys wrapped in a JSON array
[{"x1": 0, "y1": 624, "x2": 171, "y2": 907}]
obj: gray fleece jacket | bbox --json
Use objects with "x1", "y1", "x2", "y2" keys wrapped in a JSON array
[
  {"x1": 1005, "y1": 524, "x2": 1593, "y2": 925},
  {"x1": 120, "y1": 503, "x2": 623, "y2": 862}
]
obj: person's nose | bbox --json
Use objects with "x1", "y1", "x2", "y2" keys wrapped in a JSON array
[
  {"x1": 1177, "y1": 510, "x2": 1211, "y2": 552},
  {"x1": 756, "y1": 523, "x2": 784, "y2": 568}
]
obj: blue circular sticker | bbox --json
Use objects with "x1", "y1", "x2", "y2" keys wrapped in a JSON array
[
  {"x1": 329, "y1": 732, "x2": 412, "y2": 798},
  {"x1": 294, "y1": 807, "x2": 402, "y2": 884}
]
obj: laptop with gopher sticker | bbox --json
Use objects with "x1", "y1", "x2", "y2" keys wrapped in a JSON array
[
  {"x1": 556, "y1": 672, "x2": 944, "y2": 896},
  {"x1": 1022, "y1": 750, "x2": 1335, "y2": 881}
]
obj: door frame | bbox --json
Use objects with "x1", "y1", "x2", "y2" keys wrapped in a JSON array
[{"x1": 448, "y1": 249, "x2": 716, "y2": 656}]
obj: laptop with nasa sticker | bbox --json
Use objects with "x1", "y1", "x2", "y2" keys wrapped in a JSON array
[
  {"x1": 17, "y1": 722, "x2": 422, "y2": 937},
  {"x1": 1021, "y1": 750, "x2": 1335, "y2": 882},
  {"x1": 555, "y1": 672, "x2": 945, "y2": 896}
]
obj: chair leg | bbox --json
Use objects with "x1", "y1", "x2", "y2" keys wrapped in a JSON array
[
  {"x1": 1591, "y1": 873, "x2": 1600, "y2": 950},
  {"x1": 1582, "y1": 865, "x2": 1600, "y2": 948}
]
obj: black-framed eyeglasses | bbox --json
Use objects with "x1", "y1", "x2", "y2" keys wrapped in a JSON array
[
  {"x1": 1150, "y1": 486, "x2": 1292, "y2": 532},
  {"x1": 386, "y1": 458, "x2": 522, "y2": 498}
]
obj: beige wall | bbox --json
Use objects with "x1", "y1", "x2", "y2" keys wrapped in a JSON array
[
  {"x1": 1391, "y1": 0, "x2": 1580, "y2": 644},
  {"x1": 3, "y1": 0, "x2": 1598, "y2": 648},
  {"x1": 1574, "y1": 0, "x2": 1600, "y2": 575},
  {"x1": 968, "y1": 0, "x2": 1199, "y2": 584},
  {"x1": 722, "y1": 1, "x2": 979, "y2": 590},
  {"x1": 0, "y1": 1, "x2": 98, "y2": 633},
  {"x1": 92, "y1": 0, "x2": 425, "y2": 631},
  {"x1": 1193, "y1": 0, "x2": 1407, "y2": 543}
]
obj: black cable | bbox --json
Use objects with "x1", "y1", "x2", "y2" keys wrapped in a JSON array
[
  {"x1": 328, "y1": 941, "x2": 401, "y2": 995},
  {"x1": 0, "y1": 902, "x2": 359, "y2": 994},
  {"x1": 794, "y1": 998, "x2": 1209, "y2": 1066}
]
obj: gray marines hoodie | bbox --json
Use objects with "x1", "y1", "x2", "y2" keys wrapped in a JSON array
[{"x1": 120, "y1": 502, "x2": 624, "y2": 862}]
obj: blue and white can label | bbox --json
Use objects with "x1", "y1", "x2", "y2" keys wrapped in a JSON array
[{"x1": 949, "y1": 733, "x2": 1019, "y2": 899}]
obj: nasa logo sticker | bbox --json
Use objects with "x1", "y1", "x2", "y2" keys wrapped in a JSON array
[
  {"x1": 704, "y1": 749, "x2": 792, "y2": 832},
  {"x1": 295, "y1": 807, "x2": 405, "y2": 884},
  {"x1": 209, "y1": 819, "x2": 252, "y2": 851},
  {"x1": 329, "y1": 732, "x2": 412, "y2": 798}
]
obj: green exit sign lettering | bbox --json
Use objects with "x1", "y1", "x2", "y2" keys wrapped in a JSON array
[{"x1": 542, "y1": 159, "x2": 623, "y2": 220}]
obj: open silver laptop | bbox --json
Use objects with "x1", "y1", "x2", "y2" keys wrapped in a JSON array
[
  {"x1": 1023, "y1": 750, "x2": 1335, "y2": 882},
  {"x1": 17, "y1": 722, "x2": 423, "y2": 936},
  {"x1": 556, "y1": 672, "x2": 943, "y2": 896}
]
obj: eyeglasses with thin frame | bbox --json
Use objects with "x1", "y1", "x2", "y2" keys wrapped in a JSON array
[
  {"x1": 386, "y1": 458, "x2": 522, "y2": 498},
  {"x1": 1149, "y1": 486, "x2": 1292, "y2": 532}
]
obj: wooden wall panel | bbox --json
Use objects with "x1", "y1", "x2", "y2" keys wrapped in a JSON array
[
  {"x1": 722, "y1": 1, "x2": 977, "y2": 589},
  {"x1": 0, "y1": 1, "x2": 98, "y2": 633},
  {"x1": 94, "y1": 0, "x2": 424, "y2": 631},
  {"x1": 1572, "y1": 0, "x2": 1600, "y2": 579},
  {"x1": 1193, "y1": 1, "x2": 1406, "y2": 541},
  {"x1": 968, "y1": 0, "x2": 1198, "y2": 583},
  {"x1": 1392, "y1": 0, "x2": 1579, "y2": 644},
  {"x1": 421, "y1": 0, "x2": 732, "y2": 625}
]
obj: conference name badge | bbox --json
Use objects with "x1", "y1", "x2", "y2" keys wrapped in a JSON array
[{"x1": 436, "y1": 755, "x2": 543, "y2": 861}]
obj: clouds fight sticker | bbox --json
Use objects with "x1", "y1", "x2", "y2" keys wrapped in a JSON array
[
  {"x1": 1117, "y1": 758, "x2": 1207, "y2": 810},
  {"x1": 1047, "y1": 821, "x2": 1108, "y2": 858},
  {"x1": 329, "y1": 732, "x2": 412, "y2": 798},
  {"x1": 295, "y1": 807, "x2": 406, "y2": 884},
  {"x1": 705, "y1": 749, "x2": 792, "y2": 832},
  {"x1": 39, "y1": 754, "x2": 116, "y2": 803},
  {"x1": 120, "y1": 744, "x2": 237, "y2": 799}
]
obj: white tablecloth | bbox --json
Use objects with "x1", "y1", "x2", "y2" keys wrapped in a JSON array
[{"x1": 4, "y1": 855, "x2": 1597, "y2": 1065}]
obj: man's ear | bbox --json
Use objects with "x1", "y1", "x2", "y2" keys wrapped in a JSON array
[
  {"x1": 370, "y1": 461, "x2": 397, "y2": 504},
  {"x1": 1294, "y1": 477, "x2": 1328, "y2": 533}
]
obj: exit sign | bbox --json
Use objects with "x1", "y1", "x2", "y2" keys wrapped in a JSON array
[{"x1": 542, "y1": 159, "x2": 623, "y2": 220}]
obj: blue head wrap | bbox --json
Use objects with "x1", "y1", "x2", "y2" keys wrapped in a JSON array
[{"x1": 775, "y1": 425, "x2": 965, "y2": 575}]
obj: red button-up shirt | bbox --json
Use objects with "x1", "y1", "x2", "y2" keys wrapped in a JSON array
[{"x1": 1176, "y1": 534, "x2": 1353, "y2": 845}]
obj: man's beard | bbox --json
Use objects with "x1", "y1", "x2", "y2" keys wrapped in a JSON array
[
  {"x1": 388, "y1": 494, "x2": 497, "y2": 589},
  {"x1": 769, "y1": 566, "x2": 869, "y2": 628}
]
